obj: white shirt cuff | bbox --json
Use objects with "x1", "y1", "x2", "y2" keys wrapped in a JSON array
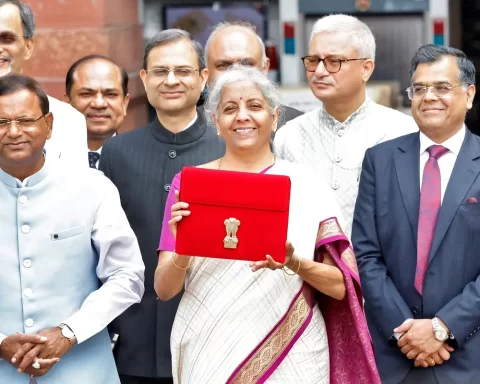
[{"x1": 0, "y1": 333, "x2": 8, "y2": 360}]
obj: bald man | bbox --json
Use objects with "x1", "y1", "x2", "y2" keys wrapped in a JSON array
[{"x1": 203, "y1": 21, "x2": 303, "y2": 128}]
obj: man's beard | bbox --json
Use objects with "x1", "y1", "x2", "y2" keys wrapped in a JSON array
[{"x1": 0, "y1": 62, "x2": 12, "y2": 77}]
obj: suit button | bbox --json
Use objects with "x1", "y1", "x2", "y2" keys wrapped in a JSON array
[
  {"x1": 164, "y1": 184, "x2": 171, "y2": 192},
  {"x1": 412, "y1": 306, "x2": 420, "y2": 314},
  {"x1": 169, "y1": 150, "x2": 177, "y2": 159}
]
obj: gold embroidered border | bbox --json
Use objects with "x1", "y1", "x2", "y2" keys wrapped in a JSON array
[
  {"x1": 316, "y1": 218, "x2": 341, "y2": 243},
  {"x1": 230, "y1": 291, "x2": 310, "y2": 384},
  {"x1": 317, "y1": 218, "x2": 359, "y2": 276}
]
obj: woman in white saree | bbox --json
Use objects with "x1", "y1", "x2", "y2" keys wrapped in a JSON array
[{"x1": 155, "y1": 65, "x2": 379, "y2": 384}]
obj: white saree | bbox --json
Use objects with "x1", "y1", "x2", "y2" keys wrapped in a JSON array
[{"x1": 166, "y1": 160, "x2": 345, "y2": 384}]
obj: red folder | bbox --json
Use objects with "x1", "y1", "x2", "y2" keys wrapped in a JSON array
[{"x1": 176, "y1": 167, "x2": 291, "y2": 263}]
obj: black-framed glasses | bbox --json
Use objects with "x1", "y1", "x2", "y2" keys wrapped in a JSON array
[
  {"x1": 406, "y1": 84, "x2": 468, "y2": 100},
  {"x1": 146, "y1": 67, "x2": 200, "y2": 79},
  {"x1": 0, "y1": 114, "x2": 46, "y2": 132},
  {"x1": 301, "y1": 56, "x2": 367, "y2": 74}
]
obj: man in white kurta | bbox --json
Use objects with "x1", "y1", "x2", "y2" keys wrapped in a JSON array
[
  {"x1": 0, "y1": 1, "x2": 88, "y2": 168},
  {"x1": 274, "y1": 15, "x2": 418, "y2": 236},
  {"x1": 0, "y1": 74, "x2": 145, "y2": 384}
]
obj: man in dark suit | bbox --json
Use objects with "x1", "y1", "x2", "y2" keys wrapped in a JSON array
[
  {"x1": 99, "y1": 29, "x2": 225, "y2": 384},
  {"x1": 353, "y1": 44, "x2": 478, "y2": 384},
  {"x1": 202, "y1": 20, "x2": 303, "y2": 127}
]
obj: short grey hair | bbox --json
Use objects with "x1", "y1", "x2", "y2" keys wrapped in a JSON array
[
  {"x1": 205, "y1": 21, "x2": 267, "y2": 68},
  {"x1": 310, "y1": 14, "x2": 375, "y2": 60},
  {"x1": 143, "y1": 29, "x2": 205, "y2": 70},
  {"x1": 410, "y1": 44, "x2": 476, "y2": 85},
  {"x1": 0, "y1": 0, "x2": 35, "y2": 39},
  {"x1": 204, "y1": 64, "x2": 280, "y2": 127}
]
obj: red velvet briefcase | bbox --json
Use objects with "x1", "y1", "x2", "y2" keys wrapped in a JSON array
[{"x1": 176, "y1": 167, "x2": 291, "y2": 263}]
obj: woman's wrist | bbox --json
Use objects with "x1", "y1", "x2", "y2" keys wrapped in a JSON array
[{"x1": 171, "y1": 251, "x2": 192, "y2": 269}]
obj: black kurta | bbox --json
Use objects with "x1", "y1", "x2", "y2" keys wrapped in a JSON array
[{"x1": 99, "y1": 111, "x2": 226, "y2": 379}]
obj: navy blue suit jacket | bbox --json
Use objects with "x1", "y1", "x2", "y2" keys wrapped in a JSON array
[{"x1": 352, "y1": 130, "x2": 480, "y2": 384}]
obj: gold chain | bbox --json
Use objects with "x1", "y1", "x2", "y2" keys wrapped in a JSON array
[{"x1": 218, "y1": 154, "x2": 276, "y2": 170}]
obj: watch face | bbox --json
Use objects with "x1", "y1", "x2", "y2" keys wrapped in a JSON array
[
  {"x1": 435, "y1": 329, "x2": 447, "y2": 340},
  {"x1": 61, "y1": 327, "x2": 74, "y2": 339}
]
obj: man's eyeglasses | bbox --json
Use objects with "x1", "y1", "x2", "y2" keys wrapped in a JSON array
[
  {"x1": 301, "y1": 56, "x2": 367, "y2": 74},
  {"x1": 146, "y1": 67, "x2": 200, "y2": 79},
  {"x1": 0, "y1": 115, "x2": 46, "y2": 132},
  {"x1": 406, "y1": 84, "x2": 468, "y2": 100}
]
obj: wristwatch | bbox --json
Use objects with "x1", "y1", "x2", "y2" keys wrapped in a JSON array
[
  {"x1": 432, "y1": 317, "x2": 450, "y2": 341},
  {"x1": 58, "y1": 323, "x2": 78, "y2": 346}
]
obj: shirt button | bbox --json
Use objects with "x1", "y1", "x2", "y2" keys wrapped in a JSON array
[
  {"x1": 25, "y1": 318, "x2": 34, "y2": 327},
  {"x1": 164, "y1": 184, "x2": 171, "y2": 192},
  {"x1": 24, "y1": 288, "x2": 33, "y2": 297},
  {"x1": 168, "y1": 150, "x2": 177, "y2": 159},
  {"x1": 334, "y1": 155, "x2": 342, "y2": 163},
  {"x1": 331, "y1": 181, "x2": 340, "y2": 190},
  {"x1": 23, "y1": 259, "x2": 32, "y2": 268},
  {"x1": 21, "y1": 225, "x2": 30, "y2": 234},
  {"x1": 337, "y1": 129, "x2": 344, "y2": 137},
  {"x1": 19, "y1": 195, "x2": 28, "y2": 204}
]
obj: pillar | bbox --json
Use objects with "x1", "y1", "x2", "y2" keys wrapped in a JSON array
[{"x1": 278, "y1": 0, "x2": 304, "y2": 86}]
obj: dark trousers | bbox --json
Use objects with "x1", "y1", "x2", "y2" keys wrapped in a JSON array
[
  {"x1": 119, "y1": 375, "x2": 173, "y2": 384},
  {"x1": 399, "y1": 368, "x2": 439, "y2": 384}
]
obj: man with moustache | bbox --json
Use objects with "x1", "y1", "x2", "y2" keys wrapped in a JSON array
[
  {"x1": 0, "y1": 74, "x2": 144, "y2": 384},
  {"x1": 274, "y1": 14, "x2": 418, "y2": 236},
  {"x1": 99, "y1": 29, "x2": 225, "y2": 384},
  {"x1": 203, "y1": 21, "x2": 303, "y2": 128},
  {"x1": 0, "y1": 0, "x2": 87, "y2": 167},
  {"x1": 65, "y1": 55, "x2": 130, "y2": 169},
  {"x1": 353, "y1": 45, "x2": 480, "y2": 384}
]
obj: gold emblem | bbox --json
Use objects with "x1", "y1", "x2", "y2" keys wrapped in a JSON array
[{"x1": 224, "y1": 218, "x2": 240, "y2": 249}]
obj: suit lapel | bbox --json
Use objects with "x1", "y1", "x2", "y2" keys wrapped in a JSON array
[
  {"x1": 429, "y1": 130, "x2": 480, "y2": 261},
  {"x1": 394, "y1": 134, "x2": 421, "y2": 243}
]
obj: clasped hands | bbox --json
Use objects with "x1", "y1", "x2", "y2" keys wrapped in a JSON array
[
  {"x1": 394, "y1": 319, "x2": 454, "y2": 368},
  {"x1": 0, "y1": 327, "x2": 71, "y2": 378}
]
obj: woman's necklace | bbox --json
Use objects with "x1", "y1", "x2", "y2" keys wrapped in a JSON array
[{"x1": 218, "y1": 154, "x2": 276, "y2": 170}]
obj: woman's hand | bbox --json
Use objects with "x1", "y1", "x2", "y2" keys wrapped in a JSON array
[
  {"x1": 250, "y1": 241, "x2": 295, "y2": 272},
  {"x1": 168, "y1": 190, "x2": 190, "y2": 239}
]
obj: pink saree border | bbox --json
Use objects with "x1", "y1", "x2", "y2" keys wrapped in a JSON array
[
  {"x1": 226, "y1": 285, "x2": 314, "y2": 384},
  {"x1": 226, "y1": 216, "x2": 381, "y2": 384}
]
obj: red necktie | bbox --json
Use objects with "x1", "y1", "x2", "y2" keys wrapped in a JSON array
[{"x1": 415, "y1": 145, "x2": 449, "y2": 295}]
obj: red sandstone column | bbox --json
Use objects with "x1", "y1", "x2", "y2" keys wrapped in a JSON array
[{"x1": 25, "y1": 0, "x2": 148, "y2": 132}]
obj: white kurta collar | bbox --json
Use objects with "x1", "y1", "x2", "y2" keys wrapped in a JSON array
[{"x1": 0, "y1": 152, "x2": 51, "y2": 188}]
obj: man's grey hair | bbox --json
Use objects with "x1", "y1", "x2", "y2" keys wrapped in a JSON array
[
  {"x1": 409, "y1": 44, "x2": 476, "y2": 85},
  {"x1": 204, "y1": 21, "x2": 267, "y2": 68},
  {"x1": 310, "y1": 14, "x2": 375, "y2": 60},
  {"x1": 143, "y1": 29, "x2": 205, "y2": 70},
  {"x1": 0, "y1": 0, "x2": 35, "y2": 38},
  {"x1": 204, "y1": 64, "x2": 280, "y2": 127}
]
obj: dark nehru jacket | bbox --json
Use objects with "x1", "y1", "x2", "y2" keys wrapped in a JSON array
[{"x1": 99, "y1": 110, "x2": 225, "y2": 379}]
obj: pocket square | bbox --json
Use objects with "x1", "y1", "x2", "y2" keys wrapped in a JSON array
[{"x1": 467, "y1": 197, "x2": 478, "y2": 204}]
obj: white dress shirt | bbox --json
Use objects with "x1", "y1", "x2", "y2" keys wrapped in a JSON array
[
  {"x1": 183, "y1": 111, "x2": 198, "y2": 131},
  {"x1": 419, "y1": 126, "x2": 466, "y2": 203},
  {"x1": 46, "y1": 96, "x2": 88, "y2": 168},
  {"x1": 275, "y1": 97, "x2": 419, "y2": 236}
]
